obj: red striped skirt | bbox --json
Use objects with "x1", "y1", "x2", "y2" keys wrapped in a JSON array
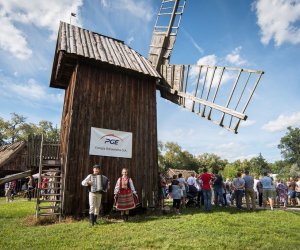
[{"x1": 115, "y1": 190, "x2": 136, "y2": 211}]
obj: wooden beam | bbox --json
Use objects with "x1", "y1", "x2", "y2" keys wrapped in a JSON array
[
  {"x1": 158, "y1": 85, "x2": 247, "y2": 120},
  {"x1": 0, "y1": 170, "x2": 33, "y2": 186}
]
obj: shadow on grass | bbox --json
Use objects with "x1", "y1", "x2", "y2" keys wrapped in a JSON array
[{"x1": 102, "y1": 205, "x2": 275, "y2": 224}]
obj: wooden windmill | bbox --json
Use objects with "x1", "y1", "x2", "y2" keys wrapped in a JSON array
[{"x1": 47, "y1": 0, "x2": 263, "y2": 217}]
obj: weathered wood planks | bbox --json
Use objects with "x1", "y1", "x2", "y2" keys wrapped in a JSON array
[{"x1": 59, "y1": 62, "x2": 158, "y2": 216}]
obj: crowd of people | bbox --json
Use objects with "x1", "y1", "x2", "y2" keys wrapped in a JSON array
[
  {"x1": 158, "y1": 170, "x2": 300, "y2": 214},
  {"x1": 4, "y1": 166, "x2": 300, "y2": 225},
  {"x1": 4, "y1": 175, "x2": 49, "y2": 202}
]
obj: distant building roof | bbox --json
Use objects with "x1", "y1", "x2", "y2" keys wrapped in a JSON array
[
  {"x1": 0, "y1": 141, "x2": 26, "y2": 169},
  {"x1": 50, "y1": 22, "x2": 160, "y2": 89},
  {"x1": 167, "y1": 168, "x2": 197, "y2": 179}
]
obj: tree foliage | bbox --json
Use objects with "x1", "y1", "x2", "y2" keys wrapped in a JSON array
[
  {"x1": 159, "y1": 142, "x2": 200, "y2": 172},
  {"x1": 157, "y1": 126, "x2": 299, "y2": 179},
  {"x1": 0, "y1": 113, "x2": 60, "y2": 145},
  {"x1": 197, "y1": 153, "x2": 228, "y2": 173},
  {"x1": 278, "y1": 126, "x2": 300, "y2": 166},
  {"x1": 249, "y1": 153, "x2": 269, "y2": 176},
  {"x1": 269, "y1": 160, "x2": 290, "y2": 179},
  {"x1": 289, "y1": 163, "x2": 300, "y2": 178}
]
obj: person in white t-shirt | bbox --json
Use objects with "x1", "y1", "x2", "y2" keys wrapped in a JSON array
[
  {"x1": 177, "y1": 173, "x2": 187, "y2": 208},
  {"x1": 187, "y1": 173, "x2": 196, "y2": 186}
]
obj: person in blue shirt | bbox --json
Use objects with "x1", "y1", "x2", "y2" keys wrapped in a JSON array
[
  {"x1": 261, "y1": 172, "x2": 274, "y2": 210},
  {"x1": 243, "y1": 170, "x2": 256, "y2": 211}
]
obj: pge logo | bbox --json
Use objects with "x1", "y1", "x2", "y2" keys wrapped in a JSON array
[{"x1": 100, "y1": 134, "x2": 123, "y2": 145}]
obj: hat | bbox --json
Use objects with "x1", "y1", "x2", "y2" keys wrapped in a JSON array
[{"x1": 92, "y1": 164, "x2": 101, "y2": 169}]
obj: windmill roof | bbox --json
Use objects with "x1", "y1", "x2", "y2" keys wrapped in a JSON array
[
  {"x1": 50, "y1": 22, "x2": 160, "y2": 89},
  {"x1": 0, "y1": 141, "x2": 26, "y2": 169}
]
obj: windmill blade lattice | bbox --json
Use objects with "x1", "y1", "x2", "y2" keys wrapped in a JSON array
[
  {"x1": 149, "y1": 0, "x2": 264, "y2": 133},
  {"x1": 158, "y1": 64, "x2": 264, "y2": 133},
  {"x1": 148, "y1": 0, "x2": 186, "y2": 69}
]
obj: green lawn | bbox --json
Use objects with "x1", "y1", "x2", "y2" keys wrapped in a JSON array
[{"x1": 0, "y1": 198, "x2": 299, "y2": 250}]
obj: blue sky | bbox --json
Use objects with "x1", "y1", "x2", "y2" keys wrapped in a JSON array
[{"x1": 0, "y1": 0, "x2": 300, "y2": 163}]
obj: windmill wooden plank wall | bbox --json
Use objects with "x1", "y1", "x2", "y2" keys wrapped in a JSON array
[{"x1": 50, "y1": 22, "x2": 160, "y2": 216}]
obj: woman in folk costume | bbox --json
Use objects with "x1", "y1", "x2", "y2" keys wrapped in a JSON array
[
  {"x1": 114, "y1": 168, "x2": 138, "y2": 221},
  {"x1": 81, "y1": 164, "x2": 109, "y2": 226}
]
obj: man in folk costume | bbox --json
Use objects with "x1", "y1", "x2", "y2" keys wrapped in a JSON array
[
  {"x1": 81, "y1": 164, "x2": 109, "y2": 226},
  {"x1": 114, "y1": 168, "x2": 138, "y2": 221}
]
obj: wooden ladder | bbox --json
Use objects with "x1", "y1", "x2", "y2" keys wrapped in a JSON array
[{"x1": 36, "y1": 136, "x2": 62, "y2": 221}]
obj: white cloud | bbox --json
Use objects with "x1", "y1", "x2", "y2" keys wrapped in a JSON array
[
  {"x1": 190, "y1": 54, "x2": 236, "y2": 88},
  {"x1": 158, "y1": 126, "x2": 265, "y2": 162},
  {"x1": 240, "y1": 119, "x2": 256, "y2": 127},
  {"x1": 225, "y1": 46, "x2": 247, "y2": 66},
  {"x1": 0, "y1": 0, "x2": 83, "y2": 59},
  {"x1": 0, "y1": 76, "x2": 63, "y2": 104},
  {"x1": 262, "y1": 112, "x2": 300, "y2": 132},
  {"x1": 218, "y1": 130, "x2": 227, "y2": 136},
  {"x1": 255, "y1": 0, "x2": 300, "y2": 46},
  {"x1": 0, "y1": 11, "x2": 32, "y2": 60},
  {"x1": 197, "y1": 55, "x2": 218, "y2": 66},
  {"x1": 214, "y1": 142, "x2": 257, "y2": 161}
]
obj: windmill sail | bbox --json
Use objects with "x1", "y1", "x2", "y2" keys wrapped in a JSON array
[
  {"x1": 148, "y1": 0, "x2": 186, "y2": 69},
  {"x1": 158, "y1": 64, "x2": 264, "y2": 133},
  {"x1": 149, "y1": 0, "x2": 264, "y2": 134}
]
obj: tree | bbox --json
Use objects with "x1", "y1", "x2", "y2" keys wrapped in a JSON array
[
  {"x1": 6, "y1": 113, "x2": 27, "y2": 143},
  {"x1": 37, "y1": 121, "x2": 60, "y2": 142},
  {"x1": 197, "y1": 153, "x2": 227, "y2": 173},
  {"x1": 221, "y1": 163, "x2": 240, "y2": 179},
  {"x1": 0, "y1": 117, "x2": 9, "y2": 145},
  {"x1": 278, "y1": 126, "x2": 300, "y2": 166},
  {"x1": 269, "y1": 160, "x2": 289, "y2": 176},
  {"x1": 289, "y1": 163, "x2": 300, "y2": 178},
  {"x1": 0, "y1": 114, "x2": 60, "y2": 144},
  {"x1": 249, "y1": 153, "x2": 269, "y2": 176},
  {"x1": 162, "y1": 142, "x2": 199, "y2": 171}
]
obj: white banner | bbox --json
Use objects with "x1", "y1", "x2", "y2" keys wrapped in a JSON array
[{"x1": 89, "y1": 127, "x2": 132, "y2": 158}]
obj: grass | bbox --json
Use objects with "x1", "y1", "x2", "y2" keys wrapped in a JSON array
[{"x1": 0, "y1": 198, "x2": 300, "y2": 250}]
